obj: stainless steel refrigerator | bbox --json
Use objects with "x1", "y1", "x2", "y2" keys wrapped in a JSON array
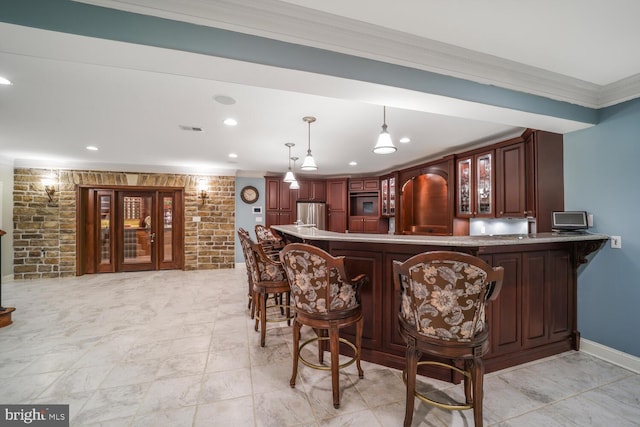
[{"x1": 296, "y1": 202, "x2": 326, "y2": 230}]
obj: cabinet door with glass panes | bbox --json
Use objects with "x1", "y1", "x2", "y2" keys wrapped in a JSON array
[
  {"x1": 456, "y1": 150, "x2": 494, "y2": 218},
  {"x1": 381, "y1": 174, "x2": 397, "y2": 217}
]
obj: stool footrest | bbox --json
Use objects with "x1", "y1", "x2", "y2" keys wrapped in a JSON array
[
  {"x1": 402, "y1": 360, "x2": 473, "y2": 411},
  {"x1": 298, "y1": 336, "x2": 358, "y2": 371}
]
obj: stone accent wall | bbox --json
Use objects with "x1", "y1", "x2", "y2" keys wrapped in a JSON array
[{"x1": 13, "y1": 168, "x2": 235, "y2": 280}]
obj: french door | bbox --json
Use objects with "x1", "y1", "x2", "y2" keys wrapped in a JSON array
[{"x1": 79, "y1": 186, "x2": 184, "y2": 274}]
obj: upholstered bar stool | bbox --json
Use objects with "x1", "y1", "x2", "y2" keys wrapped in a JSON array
[
  {"x1": 392, "y1": 251, "x2": 504, "y2": 427},
  {"x1": 237, "y1": 228, "x2": 258, "y2": 318},
  {"x1": 239, "y1": 230, "x2": 292, "y2": 347},
  {"x1": 279, "y1": 243, "x2": 368, "y2": 409},
  {"x1": 255, "y1": 224, "x2": 285, "y2": 259}
]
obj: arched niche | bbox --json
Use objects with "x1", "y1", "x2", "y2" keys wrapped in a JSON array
[{"x1": 398, "y1": 157, "x2": 454, "y2": 235}]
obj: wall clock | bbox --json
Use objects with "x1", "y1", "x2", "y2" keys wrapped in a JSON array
[{"x1": 240, "y1": 186, "x2": 259, "y2": 204}]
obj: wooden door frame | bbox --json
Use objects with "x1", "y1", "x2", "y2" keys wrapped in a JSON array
[{"x1": 76, "y1": 185, "x2": 184, "y2": 275}]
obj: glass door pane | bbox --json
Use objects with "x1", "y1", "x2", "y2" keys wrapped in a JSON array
[
  {"x1": 121, "y1": 194, "x2": 155, "y2": 269},
  {"x1": 99, "y1": 194, "x2": 111, "y2": 265},
  {"x1": 389, "y1": 176, "x2": 396, "y2": 215},
  {"x1": 162, "y1": 196, "x2": 173, "y2": 262},
  {"x1": 477, "y1": 153, "x2": 492, "y2": 215},
  {"x1": 457, "y1": 158, "x2": 472, "y2": 216}
]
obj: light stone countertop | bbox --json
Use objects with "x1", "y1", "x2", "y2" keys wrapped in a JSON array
[{"x1": 271, "y1": 224, "x2": 609, "y2": 247}]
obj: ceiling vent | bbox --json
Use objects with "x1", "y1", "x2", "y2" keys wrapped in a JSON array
[{"x1": 179, "y1": 125, "x2": 203, "y2": 132}]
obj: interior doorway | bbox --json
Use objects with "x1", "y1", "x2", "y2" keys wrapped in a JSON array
[{"x1": 77, "y1": 186, "x2": 184, "y2": 274}]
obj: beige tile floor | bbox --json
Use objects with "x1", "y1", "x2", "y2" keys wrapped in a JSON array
[{"x1": 1, "y1": 268, "x2": 638, "y2": 426}]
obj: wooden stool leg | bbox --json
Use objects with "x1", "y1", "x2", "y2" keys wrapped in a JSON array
[
  {"x1": 464, "y1": 359, "x2": 473, "y2": 405},
  {"x1": 260, "y1": 291, "x2": 267, "y2": 347},
  {"x1": 472, "y1": 357, "x2": 484, "y2": 427},
  {"x1": 329, "y1": 321, "x2": 341, "y2": 408},
  {"x1": 404, "y1": 343, "x2": 419, "y2": 427},
  {"x1": 254, "y1": 288, "x2": 260, "y2": 332},
  {"x1": 356, "y1": 315, "x2": 364, "y2": 378},
  {"x1": 290, "y1": 319, "x2": 301, "y2": 387},
  {"x1": 318, "y1": 328, "x2": 326, "y2": 365},
  {"x1": 250, "y1": 290, "x2": 256, "y2": 319}
]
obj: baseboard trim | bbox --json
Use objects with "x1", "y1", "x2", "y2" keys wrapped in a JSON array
[
  {"x1": 235, "y1": 262, "x2": 245, "y2": 269},
  {"x1": 580, "y1": 338, "x2": 640, "y2": 374},
  {"x1": 2, "y1": 274, "x2": 13, "y2": 283}
]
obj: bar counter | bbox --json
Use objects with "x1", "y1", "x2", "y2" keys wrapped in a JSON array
[{"x1": 271, "y1": 225, "x2": 608, "y2": 379}]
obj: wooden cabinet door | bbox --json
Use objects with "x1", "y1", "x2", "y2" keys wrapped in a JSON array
[
  {"x1": 310, "y1": 181, "x2": 326, "y2": 201},
  {"x1": 278, "y1": 180, "x2": 292, "y2": 211},
  {"x1": 363, "y1": 178, "x2": 379, "y2": 191},
  {"x1": 348, "y1": 217, "x2": 364, "y2": 233},
  {"x1": 326, "y1": 179, "x2": 347, "y2": 232},
  {"x1": 522, "y1": 251, "x2": 548, "y2": 349},
  {"x1": 488, "y1": 253, "x2": 522, "y2": 356},
  {"x1": 456, "y1": 150, "x2": 494, "y2": 218},
  {"x1": 265, "y1": 177, "x2": 293, "y2": 227},
  {"x1": 547, "y1": 250, "x2": 574, "y2": 343},
  {"x1": 265, "y1": 178, "x2": 281, "y2": 211},
  {"x1": 363, "y1": 217, "x2": 380, "y2": 233},
  {"x1": 496, "y1": 142, "x2": 526, "y2": 218},
  {"x1": 475, "y1": 151, "x2": 494, "y2": 217},
  {"x1": 522, "y1": 250, "x2": 574, "y2": 349},
  {"x1": 456, "y1": 156, "x2": 473, "y2": 217}
]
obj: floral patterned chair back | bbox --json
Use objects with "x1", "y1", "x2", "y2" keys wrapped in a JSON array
[
  {"x1": 279, "y1": 243, "x2": 365, "y2": 316},
  {"x1": 237, "y1": 228, "x2": 255, "y2": 284},
  {"x1": 393, "y1": 251, "x2": 503, "y2": 342},
  {"x1": 238, "y1": 228, "x2": 285, "y2": 285},
  {"x1": 255, "y1": 224, "x2": 281, "y2": 243}
]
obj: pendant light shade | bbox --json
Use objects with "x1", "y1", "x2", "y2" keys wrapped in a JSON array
[
  {"x1": 301, "y1": 116, "x2": 318, "y2": 171},
  {"x1": 373, "y1": 106, "x2": 397, "y2": 154},
  {"x1": 283, "y1": 142, "x2": 296, "y2": 182},
  {"x1": 289, "y1": 157, "x2": 300, "y2": 189}
]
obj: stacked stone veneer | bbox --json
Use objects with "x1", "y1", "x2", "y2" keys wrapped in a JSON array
[{"x1": 13, "y1": 168, "x2": 235, "y2": 280}]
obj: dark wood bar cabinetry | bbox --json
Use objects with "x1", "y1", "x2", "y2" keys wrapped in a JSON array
[
  {"x1": 265, "y1": 128, "x2": 564, "y2": 234},
  {"x1": 272, "y1": 225, "x2": 607, "y2": 381},
  {"x1": 326, "y1": 179, "x2": 348, "y2": 233},
  {"x1": 265, "y1": 177, "x2": 294, "y2": 226},
  {"x1": 455, "y1": 129, "x2": 564, "y2": 231},
  {"x1": 348, "y1": 177, "x2": 388, "y2": 234}
]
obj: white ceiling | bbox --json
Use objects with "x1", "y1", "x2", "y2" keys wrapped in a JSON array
[{"x1": 1, "y1": 0, "x2": 639, "y2": 177}]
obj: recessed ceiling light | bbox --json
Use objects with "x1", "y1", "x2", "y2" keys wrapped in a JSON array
[
  {"x1": 349, "y1": 161, "x2": 358, "y2": 166},
  {"x1": 0, "y1": 76, "x2": 12, "y2": 85},
  {"x1": 228, "y1": 153, "x2": 238, "y2": 158},
  {"x1": 213, "y1": 95, "x2": 236, "y2": 105},
  {"x1": 399, "y1": 137, "x2": 411, "y2": 143},
  {"x1": 224, "y1": 118, "x2": 238, "y2": 126},
  {"x1": 86, "y1": 146, "x2": 98, "y2": 151}
]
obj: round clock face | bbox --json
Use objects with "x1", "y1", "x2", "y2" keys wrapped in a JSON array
[{"x1": 240, "y1": 186, "x2": 259, "y2": 204}]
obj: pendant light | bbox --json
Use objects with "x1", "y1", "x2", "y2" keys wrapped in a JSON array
[
  {"x1": 283, "y1": 142, "x2": 296, "y2": 182},
  {"x1": 373, "y1": 106, "x2": 397, "y2": 154},
  {"x1": 289, "y1": 157, "x2": 300, "y2": 189},
  {"x1": 301, "y1": 116, "x2": 318, "y2": 171}
]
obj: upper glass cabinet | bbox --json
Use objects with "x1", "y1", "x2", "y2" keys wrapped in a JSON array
[{"x1": 456, "y1": 151, "x2": 493, "y2": 218}]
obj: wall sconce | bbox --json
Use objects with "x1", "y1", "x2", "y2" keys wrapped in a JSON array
[
  {"x1": 42, "y1": 177, "x2": 56, "y2": 202},
  {"x1": 198, "y1": 179, "x2": 208, "y2": 204}
]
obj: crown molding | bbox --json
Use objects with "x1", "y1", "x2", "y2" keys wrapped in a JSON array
[
  {"x1": 598, "y1": 73, "x2": 640, "y2": 108},
  {"x1": 75, "y1": 0, "x2": 637, "y2": 109}
]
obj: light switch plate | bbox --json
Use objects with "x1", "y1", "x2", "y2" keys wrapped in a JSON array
[
  {"x1": 610, "y1": 235, "x2": 622, "y2": 248},
  {"x1": 193, "y1": 216, "x2": 201, "y2": 223}
]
